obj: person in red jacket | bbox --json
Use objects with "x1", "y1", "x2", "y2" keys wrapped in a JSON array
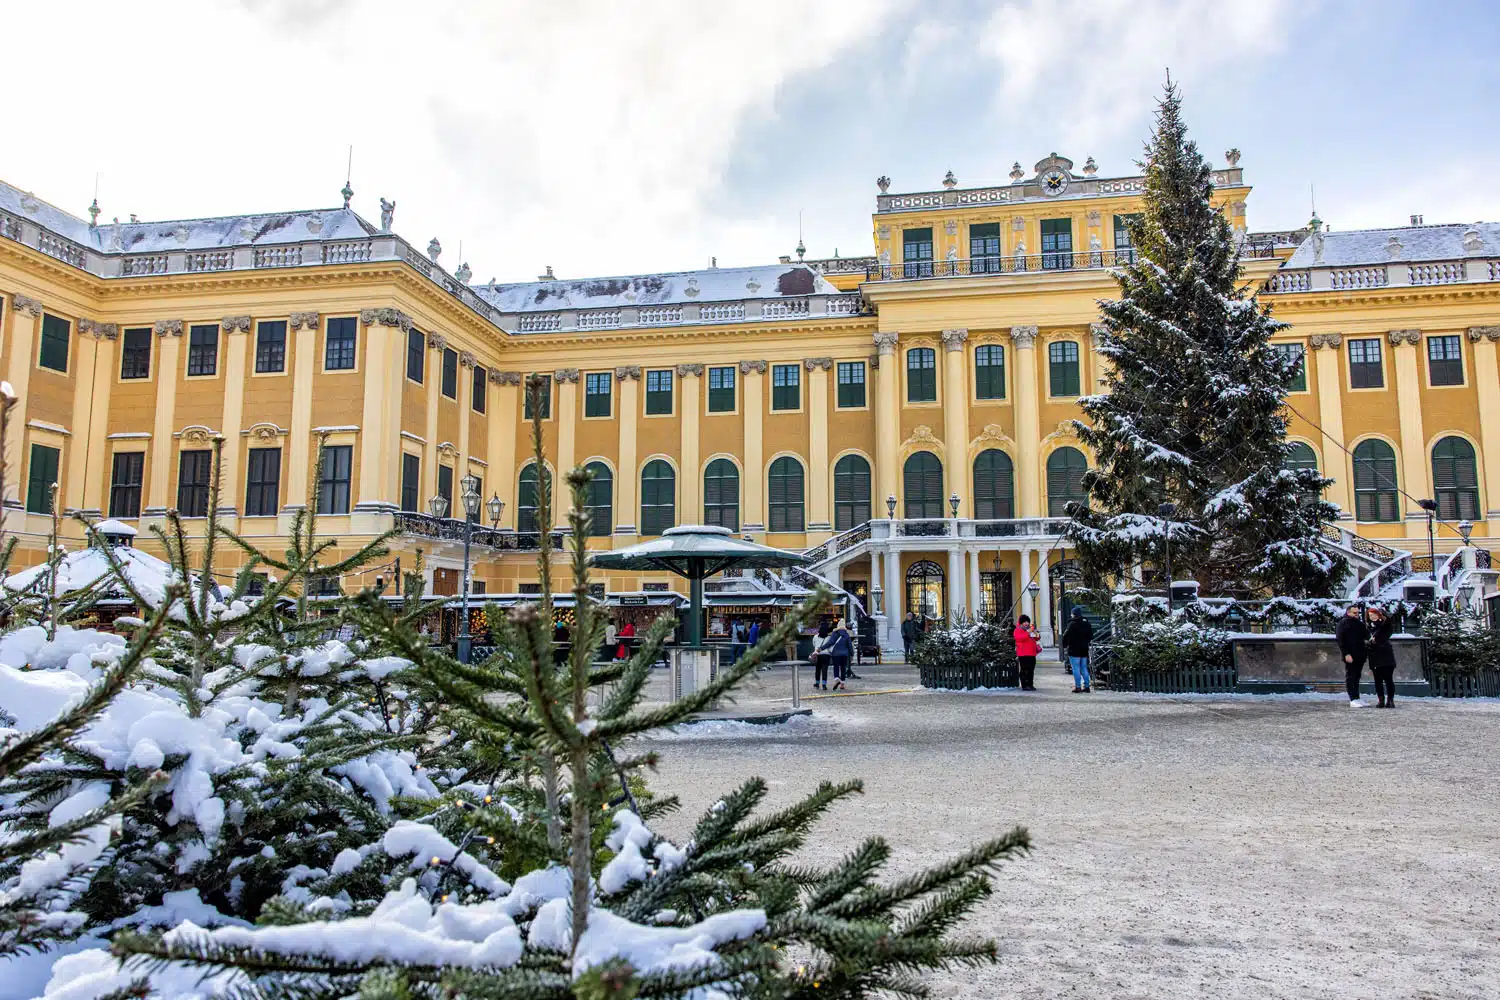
[{"x1": 1013, "y1": 614, "x2": 1041, "y2": 691}]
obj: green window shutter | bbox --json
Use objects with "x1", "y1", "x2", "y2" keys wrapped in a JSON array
[
  {"x1": 1046, "y1": 448, "x2": 1087, "y2": 516},
  {"x1": 1275, "y1": 343, "x2": 1307, "y2": 392},
  {"x1": 517, "y1": 465, "x2": 540, "y2": 533},
  {"x1": 903, "y1": 452, "x2": 943, "y2": 518},
  {"x1": 1352, "y1": 440, "x2": 1398, "y2": 522},
  {"x1": 768, "y1": 457, "x2": 805, "y2": 532},
  {"x1": 641, "y1": 461, "x2": 676, "y2": 534},
  {"x1": 907, "y1": 348, "x2": 936, "y2": 402},
  {"x1": 973, "y1": 450, "x2": 1014, "y2": 519},
  {"x1": 38, "y1": 314, "x2": 70, "y2": 372},
  {"x1": 1432, "y1": 437, "x2": 1479, "y2": 520},
  {"x1": 1048, "y1": 341, "x2": 1080, "y2": 396},
  {"x1": 975, "y1": 345, "x2": 1005, "y2": 399},
  {"x1": 836, "y1": 362, "x2": 865, "y2": 408},
  {"x1": 708, "y1": 367, "x2": 736, "y2": 412},
  {"x1": 26, "y1": 444, "x2": 60, "y2": 513},
  {"x1": 584, "y1": 462, "x2": 613, "y2": 536},
  {"x1": 645, "y1": 370, "x2": 673, "y2": 414},
  {"x1": 703, "y1": 459, "x2": 740, "y2": 530},
  {"x1": 833, "y1": 455, "x2": 871, "y2": 530}
]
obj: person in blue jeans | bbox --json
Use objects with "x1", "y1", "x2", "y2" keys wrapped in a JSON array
[{"x1": 1061, "y1": 607, "x2": 1093, "y2": 693}]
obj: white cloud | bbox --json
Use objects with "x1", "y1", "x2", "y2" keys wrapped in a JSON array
[{"x1": 2, "y1": 0, "x2": 896, "y2": 280}]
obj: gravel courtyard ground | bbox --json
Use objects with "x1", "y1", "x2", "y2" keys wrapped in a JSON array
[{"x1": 639, "y1": 662, "x2": 1500, "y2": 999}]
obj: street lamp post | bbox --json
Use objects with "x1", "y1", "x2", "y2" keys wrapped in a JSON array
[
  {"x1": 487, "y1": 494, "x2": 505, "y2": 531},
  {"x1": 1418, "y1": 498, "x2": 1438, "y2": 581},
  {"x1": 432, "y1": 475, "x2": 485, "y2": 664},
  {"x1": 1158, "y1": 501, "x2": 1177, "y2": 609},
  {"x1": 886, "y1": 494, "x2": 898, "y2": 520}
]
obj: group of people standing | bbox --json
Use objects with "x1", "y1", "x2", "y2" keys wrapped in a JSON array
[
  {"x1": 1335, "y1": 604, "x2": 1399, "y2": 707},
  {"x1": 1011, "y1": 608, "x2": 1094, "y2": 692}
]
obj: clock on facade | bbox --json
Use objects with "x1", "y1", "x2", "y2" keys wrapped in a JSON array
[{"x1": 1041, "y1": 167, "x2": 1070, "y2": 196}]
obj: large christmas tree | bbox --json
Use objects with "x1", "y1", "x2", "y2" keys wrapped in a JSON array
[{"x1": 1067, "y1": 79, "x2": 1345, "y2": 598}]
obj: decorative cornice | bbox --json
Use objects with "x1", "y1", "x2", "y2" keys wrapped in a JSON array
[
  {"x1": 738, "y1": 360, "x2": 767, "y2": 374},
  {"x1": 427, "y1": 331, "x2": 448, "y2": 351},
  {"x1": 675, "y1": 363, "x2": 704, "y2": 377},
  {"x1": 941, "y1": 328, "x2": 968, "y2": 351},
  {"x1": 1307, "y1": 332, "x2": 1343, "y2": 350},
  {"x1": 1010, "y1": 325, "x2": 1038, "y2": 348},
  {"x1": 154, "y1": 319, "x2": 183, "y2": 337},
  {"x1": 1467, "y1": 325, "x2": 1500, "y2": 343},
  {"x1": 615, "y1": 365, "x2": 642, "y2": 380},
  {"x1": 803, "y1": 357, "x2": 833, "y2": 371},
  {"x1": 78, "y1": 318, "x2": 118, "y2": 340},
  {"x1": 553, "y1": 368, "x2": 580, "y2": 383},
  {"x1": 220, "y1": 314, "x2": 252, "y2": 333},
  {"x1": 361, "y1": 307, "x2": 413, "y2": 332},
  {"x1": 901, "y1": 424, "x2": 943, "y2": 454},
  {"x1": 176, "y1": 424, "x2": 222, "y2": 445},
  {"x1": 245, "y1": 422, "x2": 287, "y2": 441},
  {"x1": 493, "y1": 370, "x2": 522, "y2": 385},
  {"x1": 1387, "y1": 328, "x2": 1421, "y2": 346},
  {"x1": 289, "y1": 311, "x2": 320, "y2": 331},
  {"x1": 459, "y1": 350, "x2": 476, "y2": 369},
  {"x1": 436, "y1": 441, "x2": 458, "y2": 458},
  {"x1": 873, "y1": 331, "x2": 899, "y2": 355},
  {"x1": 972, "y1": 423, "x2": 1016, "y2": 451},
  {"x1": 11, "y1": 294, "x2": 42, "y2": 316}
]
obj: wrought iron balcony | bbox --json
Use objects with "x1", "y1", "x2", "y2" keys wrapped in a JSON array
[{"x1": 393, "y1": 511, "x2": 562, "y2": 550}]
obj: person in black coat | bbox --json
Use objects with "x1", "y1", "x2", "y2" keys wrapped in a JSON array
[
  {"x1": 1062, "y1": 608, "x2": 1094, "y2": 692},
  {"x1": 1366, "y1": 606, "x2": 1398, "y2": 708},
  {"x1": 1334, "y1": 605, "x2": 1370, "y2": 707}
]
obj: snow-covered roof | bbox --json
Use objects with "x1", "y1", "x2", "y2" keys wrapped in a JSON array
[
  {"x1": 1283, "y1": 221, "x2": 1499, "y2": 268},
  {"x1": 0, "y1": 545, "x2": 228, "y2": 606},
  {"x1": 92, "y1": 519, "x2": 138, "y2": 537},
  {"x1": 473, "y1": 263, "x2": 838, "y2": 313}
]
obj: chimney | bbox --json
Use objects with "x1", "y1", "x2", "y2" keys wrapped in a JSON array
[
  {"x1": 1410, "y1": 214, "x2": 1424, "y2": 226},
  {"x1": 537, "y1": 265, "x2": 555, "y2": 281}
]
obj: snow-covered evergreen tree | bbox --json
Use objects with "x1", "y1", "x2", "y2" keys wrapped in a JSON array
[{"x1": 1067, "y1": 78, "x2": 1346, "y2": 597}]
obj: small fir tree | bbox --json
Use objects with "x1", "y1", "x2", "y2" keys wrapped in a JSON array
[{"x1": 1067, "y1": 77, "x2": 1346, "y2": 598}]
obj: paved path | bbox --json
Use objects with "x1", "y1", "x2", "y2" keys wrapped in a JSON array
[{"x1": 640, "y1": 659, "x2": 1500, "y2": 999}]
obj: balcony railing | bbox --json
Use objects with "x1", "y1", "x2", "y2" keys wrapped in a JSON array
[
  {"x1": 1266, "y1": 257, "x2": 1500, "y2": 294},
  {"x1": 873, "y1": 242, "x2": 1280, "y2": 283},
  {"x1": 394, "y1": 511, "x2": 562, "y2": 550}
]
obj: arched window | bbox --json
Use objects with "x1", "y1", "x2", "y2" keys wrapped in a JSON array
[
  {"x1": 973, "y1": 449, "x2": 1015, "y2": 520},
  {"x1": 906, "y1": 559, "x2": 946, "y2": 621},
  {"x1": 1285, "y1": 442, "x2": 1320, "y2": 504},
  {"x1": 903, "y1": 451, "x2": 943, "y2": 519},
  {"x1": 834, "y1": 455, "x2": 872, "y2": 530},
  {"x1": 1432, "y1": 437, "x2": 1480, "y2": 521},
  {"x1": 1046, "y1": 447, "x2": 1088, "y2": 517},
  {"x1": 907, "y1": 347, "x2": 937, "y2": 402},
  {"x1": 1352, "y1": 440, "x2": 1400, "y2": 522},
  {"x1": 517, "y1": 463, "x2": 550, "y2": 534},
  {"x1": 640, "y1": 460, "x2": 676, "y2": 535},
  {"x1": 768, "y1": 457, "x2": 806, "y2": 532},
  {"x1": 584, "y1": 462, "x2": 612, "y2": 537},
  {"x1": 703, "y1": 459, "x2": 740, "y2": 531}
]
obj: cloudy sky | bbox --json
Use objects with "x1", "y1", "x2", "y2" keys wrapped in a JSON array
[{"x1": 6, "y1": 1, "x2": 1496, "y2": 281}]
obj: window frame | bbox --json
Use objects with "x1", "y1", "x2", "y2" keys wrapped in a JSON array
[
  {"x1": 243, "y1": 446, "x2": 282, "y2": 517},
  {"x1": 26, "y1": 443, "x2": 60, "y2": 514},
  {"x1": 585, "y1": 371, "x2": 614, "y2": 418},
  {"x1": 771, "y1": 364, "x2": 801, "y2": 412},
  {"x1": 406, "y1": 328, "x2": 425, "y2": 384},
  {"x1": 1112, "y1": 213, "x2": 1141, "y2": 264},
  {"x1": 472, "y1": 364, "x2": 487, "y2": 413},
  {"x1": 767, "y1": 456, "x2": 806, "y2": 533},
  {"x1": 516, "y1": 464, "x2": 545, "y2": 534},
  {"x1": 584, "y1": 461, "x2": 613, "y2": 537},
  {"x1": 119, "y1": 327, "x2": 153, "y2": 380},
  {"x1": 1273, "y1": 342, "x2": 1307, "y2": 393},
  {"x1": 1040, "y1": 218, "x2": 1074, "y2": 270},
  {"x1": 1426, "y1": 335, "x2": 1465, "y2": 387},
  {"x1": 975, "y1": 344, "x2": 1006, "y2": 400},
  {"x1": 968, "y1": 222, "x2": 1003, "y2": 274},
  {"x1": 640, "y1": 459, "x2": 676, "y2": 535},
  {"x1": 400, "y1": 452, "x2": 421, "y2": 512},
  {"x1": 902, "y1": 451, "x2": 944, "y2": 519},
  {"x1": 38, "y1": 314, "x2": 70, "y2": 373},
  {"x1": 254, "y1": 320, "x2": 288, "y2": 375},
  {"x1": 1351, "y1": 439, "x2": 1400, "y2": 522},
  {"x1": 441, "y1": 348, "x2": 459, "y2": 399},
  {"x1": 1432, "y1": 436, "x2": 1480, "y2": 521},
  {"x1": 836, "y1": 361, "x2": 866, "y2": 409},
  {"x1": 644, "y1": 369, "x2": 674, "y2": 416},
  {"x1": 108, "y1": 451, "x2": 145, "y2": 518},
  {"x1": 1347, "y1": 338, "x2": 1385, "y2": 390},
  {"x1": 1045, "y1": 447, "x2": 1088, "y2": 517},
  {"x1": 316, "y1": 444, "x2": 353, "y2": 515},
  {"x1": 707, "y1": 366, "x2": 737, "y2": 413},
  {"x1": 906, "y1": 347, "x2": 937, "y2": 403},
  {"x1": 833, "y1": 454, "x2": 871, "y2": 531},
  {"x1": 902, "y1": 227, "x2": 934, "y2": 278},
  {"x1": 323, "y1": 316, "x2": 358, "y2": 372},
  {"x1": 186, "y1": 323, "x2": 219, "y2": 378},
  {"x1": 703, "y1": 458, "x2": 740, "y2": 531},
  {"x1": 176, "y1": 448, "x2": 213, "y2": 517},
  {"x1": 523, "y1": 374, "x2": 552, "y2": 419},
  {"x1": 973, "y1": 449, "x2": 1015, "y2": 520},
  {"x1": 1048, "y1": 340, "x2": 1081, "y2": 398}
]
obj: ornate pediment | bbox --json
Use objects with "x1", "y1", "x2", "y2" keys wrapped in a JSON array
[{"x1": 177, "y1": 424, "x2": 220, "y2": 445}]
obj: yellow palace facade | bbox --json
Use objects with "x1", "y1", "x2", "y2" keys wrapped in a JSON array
[{"x1": 2, "y1": 152, "x2": 1497, "y2": 649}]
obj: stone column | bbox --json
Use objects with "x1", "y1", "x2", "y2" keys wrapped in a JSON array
[
  {"x1": 1308, "y1": 334, "x2": 1351, "y2": 516},
  {"x1": 884, "y1": 543, "x2": 902, "y2": 651},
  {"x1": 1012, "y1": 326, "x2": 1041, "y2": 517},
  {"x1": 217, "y1": 315, "x2": 252, "y2": 516},
  {"x1": 1390, "y1": 329, "x2": 1428, "y2": 518},
  {"x1": 421, "y1": 333, "x2": 445, "y2": 507},
  {"x1": 355, "y1": 309, "x2": 407, "y2": 514},
  {"x1": 615, "y1": 366, "x2": 641, "y2": 535},
  {"x1": 488, "y1": 372, "x2": 521, "y2": 524},
  {"x1": 873, "y1": 332, "x2": 900, "y2": 512},
  {"x1": 947, "y1": 544, "x2": 963, "y2": 624},
  {"x1": 3, "y1": 297, "x2": 42, "y2": 508},
  {"x1": 1037, "y1": 550, "x2": 1053, "y2": 646},
  {"x1": 147, "y1": 320, "x2": 184, "y2": 517},
  {"x1": 282, "y1": 313, "x2": 320, "y2": 517},
  {"x1": 64, "y1": 320, "x2": 107, "y2": 514},
  {"x1": 1468, "y1": 327, "x2": 1500, "y2": 518},
  {"x1": 967, "y1": 548, "x2": 981, "y2": 617},
  {"x1": 805, "y1": 357, "x2": 833, "y2": 532},
  {"x1": 1019, "y1": 547, "x2": 1033, "y2": 620},
  {"x1": 678, "y1": 364, "x2": 702, "y2": 524},
  {"x1": 78, "y1": 321, "x2": 117, "y2": 516},
  {"x1": 740, "y1": 360, "x2": 766, "y2": 533},
  {"x1": 942, "y1": 329, "x2": 969, "y2": 513},
  {"x1": 554, "y1": 368, "x2": 580, "y2": 526}
]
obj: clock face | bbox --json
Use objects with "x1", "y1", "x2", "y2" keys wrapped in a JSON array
[{"x1": 1041, "y1": 168, "x2": 1069, "y2": 196}]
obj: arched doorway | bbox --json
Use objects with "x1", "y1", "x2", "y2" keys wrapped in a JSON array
[{"x1": 906, "y1": 559, "x2": 946, "y2": 623}]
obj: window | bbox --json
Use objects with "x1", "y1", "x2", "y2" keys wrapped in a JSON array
[
  {"x1": 1427, "y1": 335, "x2": 1464, "y2": 386},
  {"x1": 120, "y1": 328, "x2": 152, "y2": 379},
  {"x1": 584, "y1": 462, "x2": 613, "y2": 536},
  {"x1": 976, "y1": 344, "x2": 1005, "y2": 399},
  {"x1": 38, "y1": 314, "x2": 69, "y2": 372},
  {"x1": 317, "y1": 445, "x2": 353, "y2": 515},
  {"x1": 906, "y1": 559, "x2": 946, "y2": 620},
  {"x1": 704, "y1": 459, "x2": 740, "y2": 530},
  {"x1": 1048, "y1": 341, "x2": 1080, "y2": 397},
  {"x1": 517, "y1": 464, "x2": 546, "y2": 533},
  {"x1": 1432, "y1": 437, "x2": 1480, "y2": 520},
  {"x1": 108, "y1": 452, "x2": 144, "y2": 518},
  {"x1": 903, "y1": 451, "x2": 943, "y2": 519},
  {"x1": 708, "y1": 366, "x2": 736, "y2": 412},
  {"x1": 1274, "y1": 342, "x2": 1307, "y2": 392},
  {"x1": 401, "y1": 453, "x2": 421, "y2": 512},
  {"x1": 177, "y1": 449, "x2": 212, "y2": 517},
  {"x1": 187, "y1": 324, "x2": 218, "y2": 376},
  {"x1": 437, "y1": 464, "x2": 454, "y2": 515},
  {"x1": 834, "y1": 455, "x2": 871, "y2": 530},
  {"x1": 441, "y1": 348, "x2": 459, "y2": 399},
  {"x1": 771, "y1": 364, "x2": 800, "y2": 411},
  {"x1": 768, "y1": 457, "x2": 805, "y2": 532},
  {"x1": 244, "y1": 447, "x2": 281, "y2": 517},
  {"x1": 1352, "y1": 440, "x2": 1399, "y2": 522},
  {"x1": 1113, "y1": 214, "x2": 1141, "y2": 264},
  {"x1": 1285, "y1": 442, "x2": 1321, "y2": 504},
  {"x1": 902, "y1": 227, "x2": 934, "y2": 278},
  {"x1": 1040, "y1": 218, "x2": 1073, "y2": 270},
  {"x1": 640, "y1": 460, "x2": 676, "y2": 535},
  {"x1": 907, "y1": 348, "x2": 936, "y2": 402},
  {"x1": 969, "y1": 222, "x2": 1002, "y2": 274},
  {"x1": 26, "y1": 444, "x2": 60, "y2": 513},
  {"x1": 1046, "y1": 447, "x2": 1088, "y2": 516},
  {"x1": 1348, "y1": 338, "x2": 1384, "y2": 389},
  {"x1": 325, "y1": 317, "x2": 357, "y2": 370},
  {"x1": 645, "y1": 369, "x2": 673, "y2": 415},
  {"x1": 585, "y1": 372, "x2": 613, "y2": 417},
  {"x1": 524, "y1": 374, "x2": 552, "y2": 419},
  {"x1": 406, "y1": 328, "x2": 425, "y2": 382},
  {"x1": 472, "y1": 364, "x2": 487, "y2": 413},
  {"x1": 254, "y1": 320, "x2": 287, "y2": 374},
  {"x1": 518, "y1": 582, "x2": 543, "y2": 595},
  {"x1": 836, "y1": 361, "x2": 866, "y2": 408},
  {"x1": 973, "y1": 450, "x2": 1015, "y2": 519}
]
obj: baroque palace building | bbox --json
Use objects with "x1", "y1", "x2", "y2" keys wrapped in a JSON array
[{"x1": 2, "y1": 152, "x2": 1498, "y2": 650}]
